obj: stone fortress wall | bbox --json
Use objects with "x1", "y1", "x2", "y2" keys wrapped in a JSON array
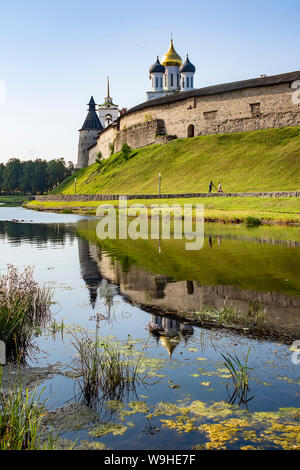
[
  {"x1": 88, "y1": 119, "x2": 173, "y2": 165},
  {"x1": 88, "y1": 71, "x2": 300, "y2": 163}
]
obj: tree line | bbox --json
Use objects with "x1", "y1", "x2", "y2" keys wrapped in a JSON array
[{"x1": 0, "y1": 158, "x2": 74, "y2": 194}]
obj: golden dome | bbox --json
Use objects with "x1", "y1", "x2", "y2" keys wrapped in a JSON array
[
  {"x1": 161, "y1": 40, "x2": 182, "y2": 67},
  {"x1": 160, "y1": 335, "x2": 180, "y2": 358}
]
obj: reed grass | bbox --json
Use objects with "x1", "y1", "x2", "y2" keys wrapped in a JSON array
[
  {"x1": 0, "y1": 368, "x2": 56, "y2": 450},
  {"x1": 69, "y1": 331, "x2": 148, "y2": 406},
  {"x1": 0, "y1": 265, "x2": 52, "y2": 363},
  {"x1": 195, "y1": 303, "x2": 266, "y2": 328},
  {"x1": 221, "y1": 347, "x2": 254, "y2": 405},
  {"x1": 48, "y1": 318, "x2": 64, "y2": 340}
]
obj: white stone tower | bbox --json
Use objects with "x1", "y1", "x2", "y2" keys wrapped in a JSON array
[
  {"x1": 98, "y1": 77, "x2": 120, "y2": 128},
  {"x1": 77, "y1": 96, "x2": 103, "y2": 169},
  {"x1": 180, "y1": 55, "x2": 196, "y2": 91}
]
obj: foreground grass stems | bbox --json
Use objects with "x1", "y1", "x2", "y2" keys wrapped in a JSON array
[
  {"x1": 69, "y1": 331, "x2": 149, "y2": 407},
  {"x1": 0, "y1": 265, "x2": 52, "y2": 363},
  {"x1": 0, "y1": 368, "x2": 56, "y2": 450},
  {"x1": 221, "y1": 347, "x2": 254, "y2": 406}
]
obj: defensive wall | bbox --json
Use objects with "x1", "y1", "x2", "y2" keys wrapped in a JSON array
[{"x1": 88, "y1": 71, "x2": 300, "y2": 163}]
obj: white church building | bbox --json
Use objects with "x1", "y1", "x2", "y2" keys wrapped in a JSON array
[
  {"x1": 147, "y1": 39, "x2": 196, "y2": 101},
  {"x1": 77, "y1": 39, "x2": 196, "y2": 168}
]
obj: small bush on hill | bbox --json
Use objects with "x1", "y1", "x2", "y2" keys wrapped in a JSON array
[{"x1": 121, "y1": 143, "x2": 131, "y2": 161}]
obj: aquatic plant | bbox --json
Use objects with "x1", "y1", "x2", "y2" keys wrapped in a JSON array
[
  {"x1": 48, "y1": 318, "x2": 64, "y2": 340},
  {"x1": 0, "y1": 265, "x2": 52, "y2": 362},
  {"x1": 61, "y1": 209, "x2": 73, "y2": 214},
  {"x1": 194, "y1": 303, "x2": 267, "y2": 334},
  {"x1": 217, "y1": 305, "x2": 238, "y2": 324},
  {"x1": 221, "y1": 347, "x2": 254, "y2": 405},
  {"x1": 245, "y1": 216, "x2": 262, "y2": 227},
  {"x1": 69, "y1": 332, "x2": 149, "y2": 406},
  {"x1": 248, "y1": 301, "x2": 265, "y2": 326},
  {"x1": 0, "y1": 368, "x2": 56, "y2": 450},
  {"x1": 89, "y1": 422, "x2": 128, "y2": 437}
]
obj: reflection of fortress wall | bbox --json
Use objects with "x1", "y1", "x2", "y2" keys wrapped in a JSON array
[{"x1": 90, "y1": 251, "x2": 300, "y2": 329}]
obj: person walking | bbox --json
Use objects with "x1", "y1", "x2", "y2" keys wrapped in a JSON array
[
  {"x1": 218, "y1": 181, "x2": 223, "y2": 193},
  {"x1": 209, "y1": 181, "x2": 215, "y2": 193}
]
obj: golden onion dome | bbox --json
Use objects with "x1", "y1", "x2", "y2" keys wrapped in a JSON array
[
  {"x1": 160, "y1": 335, "x2": 179, "y2": 358},
  {"x1": 161, "y1": 39, "x2": 182, "y2": 67}
]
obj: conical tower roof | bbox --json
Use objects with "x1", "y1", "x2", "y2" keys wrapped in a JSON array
[{"x1": 80, "y1": 96, "x2": 103, "y2": 131}]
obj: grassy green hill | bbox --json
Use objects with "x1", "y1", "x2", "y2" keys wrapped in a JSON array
[{"x1": 54, "y1": 126, "x2": 300, "y2": 195}]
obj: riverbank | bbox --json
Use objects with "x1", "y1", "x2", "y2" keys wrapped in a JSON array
[
  {"x1": 25, "y1": 196, "x2": 300, "y2": 225},
  {"x1": 0, "y1": 196, "x2": 32, "y2": 206}
]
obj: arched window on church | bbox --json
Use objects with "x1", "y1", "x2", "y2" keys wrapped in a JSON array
[
  {"x1": 187, "y1": 77, "x2": 190, "y2": 88},
  {"x1": 160, "y1": 77, "x2": 162, "y2": 87},
  {"x1": 187, "y1": 124, "x2": 194, "y2": 138},
  {"x1": 155, "y1": 77, "x2": 159, "y2": 88}
]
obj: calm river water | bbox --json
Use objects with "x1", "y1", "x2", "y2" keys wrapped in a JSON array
[{"x1": 0, "y1": 205, "x2": 299, "y2": 450}]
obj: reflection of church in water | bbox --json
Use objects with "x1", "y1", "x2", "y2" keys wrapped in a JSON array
[
  {"x1": 78, "y1": 237, "x2": 193, "y2": 357},
  {"x1": 149, "y1": 314, "x2": 194, "y2": 358}
]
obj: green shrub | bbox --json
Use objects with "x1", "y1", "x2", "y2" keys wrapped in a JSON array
[
  {"x1": 95, "y1": 152, "x2": 102, "y2": 164},
  {"x1": 121, "y1": 143, "x2": 131, "y2": 161}
]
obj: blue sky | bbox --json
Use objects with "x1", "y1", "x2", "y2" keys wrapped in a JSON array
[{"x1": 1, "y1": 0, "x2": 300, "y2": 164}]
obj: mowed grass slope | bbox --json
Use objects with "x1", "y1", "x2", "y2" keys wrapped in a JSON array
[{"x1": 54, "y1": 126, "x2": 300, "y2": 195}]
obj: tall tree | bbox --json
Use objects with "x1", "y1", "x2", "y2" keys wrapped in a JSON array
[
  {"x1": 3, "y1": 159, "x2": 23, "y2": 194},
  {"x1": 0, "y1": 163, "x2": 4, "y2": 193},
  {"x1": 21, "y1": 160, "x2": 35, "y2": 194},
  {"x1": 31, "y1": 159, "x2": 48, "y2": 194},
  {"x1": 47, "y1": 158, "x2": 68, "y2": 188}
]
